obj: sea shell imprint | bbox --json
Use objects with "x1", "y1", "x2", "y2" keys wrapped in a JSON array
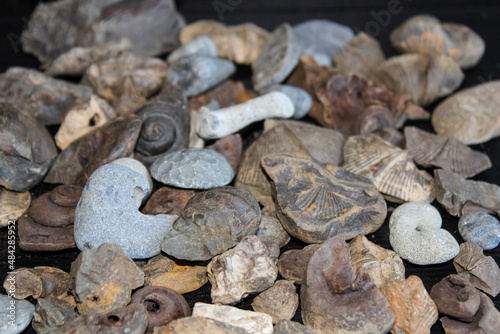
[
  {"x1": 389, "y1": 202, "x2": 460, "y2": 265},
  {"x1": 371, "y1": 53, "x2": 464, "y2": 106},
  {"x1": 252, "y1": 23, "x2": 303, "y2": 91},
  {"x1": 380, "y1": 276, "x2": 438, "y2": 334},
  {"x1": 432, "y1": 80, "x2": 500, "y2": 145},
  {"x1": 261, "y1": 153, "x2": 387, "y2": 244},
  {"x1": 55, "y1": 95, "x2": 116, "y2": 150},
  {"x1": 390, "y1": 14, "x2": 485, "y2": 69},
  {"x1": 0, "y1": 67, "x2": 92, "y2": 126},
  {"x1": 300, "y1": 235, "x2": 395, "y2": 334},
  {"x1": 195, "y1": 92, "x2": 294, "y2": 139},
  {"x1": 21, "y1": 0, "x2": 185, "y2": 64},
  {"x1": 167, "y1": 35, "x2": 218, "y2": 64},
  {"x1": 0, "y1": 103, "x2": 58, "y2": 192},
  {"x1": 263, "y1": 119, "x2": 345, "y2": 166},
  {"x1": 44, "y1": 38, "x2": 132, "y2": 76},
  {"x1": 166, "y1": 55, "x2": 236, "y2": 97},
  {"x1": 180, "y1": 20, "x2": 271, "y2": 65},
  {"x1": 348, "y1": 235, "x2": 405, "y2": 288},
  {"x1": 343, "y1": 134, "x2": 435, "y2": 203},
  {"x1": 0, "y1": 188, "x2": 30, "y2": 228},
  {"x1": 453, "y1": 242, "x2": 500, "y2": 297},
  {"x1": 83, "y1": 52, "x2": 168, "y2": 115},
  {"x1": 434, "y1": 169, "x2": 500, "y2": 217},
  {"x1": 44, "y1": 115, "x2": 142, "y2": 186},
  {"x1": 405, "y1": 126, "x2": 491, "y2": 178}
]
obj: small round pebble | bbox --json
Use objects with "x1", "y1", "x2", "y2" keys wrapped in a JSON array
[
  {"x1": 150, "y1": 148, "x2": 234, "y2": 189},
  {"x1": 0, "y1": 295, "x2": 35, "y2": 334},
  {"x1": 458, "y1": 212, "x2": 500, "y2": 250}
]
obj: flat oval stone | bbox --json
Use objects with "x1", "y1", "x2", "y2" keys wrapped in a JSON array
[
  {"x1": 0, "y1": 295, "x2": 34, "y2": 334},
  {"x1": 150, "y1": 148, "x2": 234, "y2": 189},
  {"x1": 459, "y1": 213, "x2": 500, "y2": 250}
]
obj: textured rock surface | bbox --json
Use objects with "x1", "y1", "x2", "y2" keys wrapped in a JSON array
[
  {"x1": 161, "y1": 187, "x2": 260, "y2": 261},
  {"x1": 145, "y1": 262, "x2": 208, "y2": 294},
  {"x1": 453, "y1": 242, "x2": 500, "y2": 297},
  {"x1": 277, "y1": 244, "x2": 321, "y2": 285},
  {"x1": 70, "y1": 243, "x2": 144, "y2": 315},
  {"x1": 32, "y1": 297, "x2": 79, "y2": 333},
  {"x1": 192, "y1": 303, "x2": 274, "y2": 334},
  {"x1": 251, "y1": 280, "x2": 299, "y2": 324},
  {"x1": 380, "y1": 276, "x2": 438, "y2": 334},
  {"x1": 207, "y1": 236, "x2": 278, "y2": 304},
  {"x1": 142, "y1": 187, "x2": 195, "y2": 217},
  {"x1": 151, "y1": 148, "x2": 234, "y2": 189},
  {"x1": 259, "y1": 84, "x2": 312, "y2": 119},
  {"x1": 0, "y1": 295, "x2": 35, "y2": 334},
  {"x1": 206, "y1": 134, "x2": 243, "y2": 175},
  {"x1": 154, "y1": 316, "x2": 247, "y2": 334},
  {"x1": 0, "y1": 188, "x2": 30, "y2": 228},
  {"x1": 256, "y1": 214, "x2": 291, "y2": 248},
  {"x1": 3, "y1": 267, "x2": 69, "y2": 300},
  {"x1": 262, "y1": 153, "x2": 387, "y2": 243},
  {"x1": 301, "y1": 235, "x2": 395, "y2": 334},
  {"x1": 74, "y1": 158, "x2": 177, "y2": 259},
  {"x1": 167, "y1": 35, "x2": 218, "y2": 64},
  {"x1": 273, "y1": 320, "x2": 316, "y2": 334},
  {"x1": 389, "y1": 202, "x2": 460, "y2": 265},
  {"x1": 458, "y1": 212, "x2": 500, "y2": 250}
]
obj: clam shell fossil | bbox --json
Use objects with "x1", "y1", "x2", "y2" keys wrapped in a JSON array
[
  {"x1": 180, "y1": 20, "x2": 270, "y2": 65},
  {"x1": 343, "y1": 134, "x2": 435, "y2": 203},
  {"x1": 0, "y1": 188, "x2": 31, "y2": 227},
  {"x1": 432, "y1": 80, "x2": 500, "y2": 145},
  {"x1": 371, "y1": 53, "x2": 464, "y2": 106},
  {"x1": 405, "y1": 126, "x2": 491, "y2": 178},
  {"x1": 252, "y1": 23, "x2": 303, "y2": 91},
  {"x1": 390, "y1": 14, "x2": 485, "y2": 69}
]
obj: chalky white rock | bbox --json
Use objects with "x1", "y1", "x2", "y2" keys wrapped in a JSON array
[
  {"x1": 389, "y1": 202, "x2": 460, "y2": 265},
  {"x1": 195, "y1": 92, "x2": 295, "y2": 139}
]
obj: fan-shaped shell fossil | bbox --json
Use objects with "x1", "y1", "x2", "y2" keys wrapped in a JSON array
[
  {"x1": 166, "y1": 55, "x2": 236, "y2": 97},
  {"x1": 405, "y1": 126, "x2": 491, "y2": 177},
  {"x1": 371, "y1": 53, "x2": 464, "y2": 106},
  {"x1": 83, "y1": 52, "x2": 168, "y2": 115},
  {"x1": 261, "y1": 153, "x2": 387, "y2": 244},
  {"x1": 55, "y1": 95, "x2": 116, "y2": 150},
  {"x1": 252, "y1": 23, "x2": 303, "y2": 91},
  {"x1": 134, "y1": 84, "x2": 190, "y2": 166},
  {"x1": 432, "y1": 80, "x2": 500, "y2": 145},
  {"x1": 44, "y1": 115, "x2": 142, "y2": 186},
  {"x1": 0, "y1": 188, "x2": 30, "y2": 227},
  {"x1": 390, "y1": 14, "x2": 485, "y2": 69},
  {"x1": 180, "y1": 21, "x2": 270, "y2": 65},
  {"x1": 0, "y1": 103, "x2": 58, "y2": 192},
  {"x1": 343, "y1": 134, "x2": 435, "y2": 203}
]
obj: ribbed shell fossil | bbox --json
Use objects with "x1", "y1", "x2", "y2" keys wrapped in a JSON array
[
  {"x1": 83, "y1": 52, "x2": 168, "y2": 115},
  {"x1": 0, "y1": 103, "x2": 58, "y2": 192},
  {"x1": 343, "y1": 134, "x2": 435, "y2": 203},
  {"x1": 371, "y1": 53, "x2": 464, "y2": 106},
  {"x1": 180, "y1": 20, "x2": 270, "y2": 65},
  {"x1": 405, "y1": 126, "x2": 491, "y2": 178},
  {"x1": 252, "y1": 23, "x2": 303, "y2": 91},
  {"x1": 390, "y1": 14, "x2": 485, "y2": 69},
  {"x1": 44, "y1": 115, "x2": 142, "y2": 186},
  {"x1": 0, "y1": 188, "x2": 30, "y2": 227},
  {"x1": 261, "y1": 153, "x2": 387, "y2": 244},
  {"x1": 432, "y1": 80, "x2": 500, "y2": 145}
]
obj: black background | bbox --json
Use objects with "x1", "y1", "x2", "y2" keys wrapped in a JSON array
[{"x1": 0, "y1": 1, "x2": 499, "y2": 333}]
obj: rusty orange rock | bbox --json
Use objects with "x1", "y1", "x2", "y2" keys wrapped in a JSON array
[{"x1": 146, "y1": 262, "x2": 208, "y2": 294}]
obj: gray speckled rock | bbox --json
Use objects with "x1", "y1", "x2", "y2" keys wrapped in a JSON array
[
  {"x1": 389, "y1": 202, "x2": 460, "y2": 265},
  {"x1": 74, "y1": 158, "x2": 177, "y2": 259},
  {"x1": 259, "y1": 84, "x2": 312, "y2": 119},
  {"x1": 151, "y1": 148, "x2": 234, "y2": 189},
  {"x1": 167, "y1": 35, "x2": 218, "y2": 64},
  {"x1": 459, "y1": 213, "x2": 500, "y2": 250},
  {"x1": 273, "y1": 319, "x2": 316, "y2": 334},
  {"x1": 0, "y1": 295, "x2": 34, "y2": 334}
]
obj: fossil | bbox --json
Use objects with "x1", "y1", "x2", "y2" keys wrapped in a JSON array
[
  {"x1": 277, "y1": 244, "x2": 321, "y2": 285},
  {"x1": 206, "y1": 134, "x2": 243, "y2": 175},
  {"x1": 142, "y1": 187, "x2": 195, "y2": 217},
  {"x1": 3, "y1": 266, "x2": 70, "y2": 300},
  {"x1": 188, "y1": 80, "x2": 258, "y2": 112},
  {"x1": 0, "y1": 188, "x2": 30, "y2": 228}
]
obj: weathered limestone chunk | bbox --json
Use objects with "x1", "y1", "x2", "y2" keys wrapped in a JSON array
[{"x1": 251, "y1": 280, "x2": 299, "y2": 324}]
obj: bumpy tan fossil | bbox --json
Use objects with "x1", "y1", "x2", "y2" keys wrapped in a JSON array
[
  {"x1": 261, "y1": 153, "x2": 387, "y2": 244},
  {"x1": 0, "y1": 188, "x2": 30, "y2": 228}
]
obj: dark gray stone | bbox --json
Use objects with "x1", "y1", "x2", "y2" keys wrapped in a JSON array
[{"x1": 459, "y1": 213, "x2": 500, "y2": 250}]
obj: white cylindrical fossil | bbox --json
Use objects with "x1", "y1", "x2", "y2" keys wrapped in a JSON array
[{"x1": 195, "y1": 92, "x2": 295, "y2": 139}]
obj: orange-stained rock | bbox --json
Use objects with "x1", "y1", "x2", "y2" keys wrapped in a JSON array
[
  {"x1": 146, "y1": 262, "x2": 208, "y2": 294},
  {"x1": 381, "y1": 275, "x2": 438, "y2": 334}
]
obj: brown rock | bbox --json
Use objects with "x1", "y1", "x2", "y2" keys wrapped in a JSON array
[
  {"x1": 146, "y1": 262, "x2": 208, "y2": 295},
  {"x1": 453, "y1": 242, "x2": 500, "y2": 297},
  {"x1": 380, "y1": 275, "x2": 438, "y2": 334},
  {"x1": 154, "y1": 316, "x2": 246, "y2": 334},
  {"x1": 3, "y1": 266, "x2": 70, "y2": 299},
  {"x1": 18, "y1": 185, "x2": 82, "y2": 252},
  {"x1": 430, "y1": 274, "x2": 481, "y2": 321},
  {"x1": 0, "y1": 188, "x2": 30, "y2": 227},
  {"x1": 277, "y1": 244, "x2": 321, "y2": 285},
  {"x1": 70, "y1": 243, "x2": 144, "y2": 315},
  {"x1": 142, "y1": 187, "x2": 195, "y2": 217},
  {"x1": 130, "y1": 286, "x2": 191, "y2": 334},
  {"x1": 188, "y1": 80, "x2": 258, "y2": 112},
  {"x1": 251, "y1": 280, "x2": 299, "y2": 324},
  {"x1": 348, "y1": 235, "x2": 405, "y2": 288},
  {"x1": 273, "y1": 319, "x2": 316, "y2": 334},
  {"x1": 300, "y1": 235, "x2": 395, "y2": 333},
  {"x1": 32, "y1": 297, "x2": 79, "y2": 333},
  {"x1": 261, "y1": 153, "x2": 387, "y2": 243},
  {"x1": 256, "y1": 214, "x2": 291, "y2": 249},
  {"x1": 206, "y1": 134, "x2": 243, "y2": 175},
  {"x1": 141, "y1": 254, "x2": 175, "y2": 276}
]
